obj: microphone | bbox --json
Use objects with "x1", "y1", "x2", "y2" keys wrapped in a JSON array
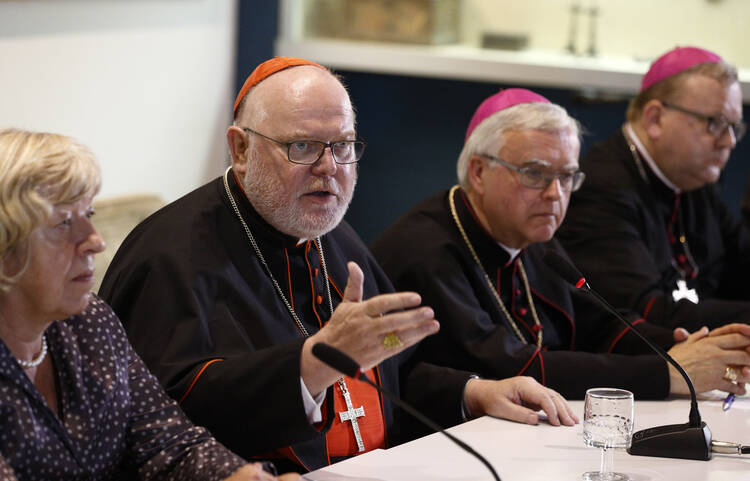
[
  {"x1": 543, "y1": 251, "x2": 712, "y2": 461},
  {"x1": 311, "y1": 342, "x2": 501, "y2": 481}
]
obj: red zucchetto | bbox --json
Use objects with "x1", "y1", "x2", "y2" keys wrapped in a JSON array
[{"x1": 233, "y1": 56, "x2": 326, "y2": 117}]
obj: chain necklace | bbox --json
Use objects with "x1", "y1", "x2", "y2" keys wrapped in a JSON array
[
  {"x1": 223, "y1": 168, "x2": 367, "y2": 451},
  {"x1": 222, "y1": 168, "x2": 334, "y2": 336},
  {"x1": 622, "y1": 126, "x2": 699, "y2": 281},
  {"x1": 448, "y1": 185, "x2": 543, "y2": 347},
  {"x1": 16, "y1": 334, "x2": 48, "y2": 369}
]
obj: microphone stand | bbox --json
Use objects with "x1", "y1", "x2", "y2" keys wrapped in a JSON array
[
  {"x1": 582, "y1": 286, "x2": 711, "y2": 460},
  {"x1": 543, "y1": 251, "x2": 712, "y2": 460},
  {"x1": 355, "y1": 372, "x2": 501, "y2": 481},
  {"x1": 311, "y1": 342, "x2": 502, "y2": 481}
]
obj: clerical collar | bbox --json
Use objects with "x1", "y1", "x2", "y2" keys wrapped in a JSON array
[
  {"x1": 497, "y1": 242, "x2": 521, "y2": 261},
  {"x1": 624, "y1": 123, "x2": 681, "y2": 193},
  {"x1": 457, "y1": 187, "x2": 521, "y2": 264}
]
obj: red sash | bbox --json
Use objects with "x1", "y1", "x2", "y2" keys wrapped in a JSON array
[{"x1": 324, "y1": 367, "x2": 386, "y2": 457}]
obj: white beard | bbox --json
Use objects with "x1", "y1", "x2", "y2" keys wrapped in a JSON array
[{"x1": 241, "y1": 154, "x2": 356, "y2": 239}]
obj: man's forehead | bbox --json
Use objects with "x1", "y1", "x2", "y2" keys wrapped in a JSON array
[
  {"x1": 502, "y1": 129, "x2": 579, "y2": 152},
  {"x1": 256, "y1": 66, "x2": 344, "y2": 100},
  {"x1": 271, "y1": 103, "x2": 355, "y2": 136},
  {"x1": 675, "y1": 75, "x2": 742, "y2": 110},
  {"x1": 499, "y1": 130, "x2": 579, "y2": 167},
  {"x1": 240, "y1": 67, "x2": 353, "y2": 125},
  {"x1": 520, "y1": 158, "x2": 579, "y2": 171}
]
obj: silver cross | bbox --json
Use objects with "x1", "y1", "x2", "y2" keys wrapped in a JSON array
[
  {"x1": 337, "y1": 379, "x2": 366, "y2": 452},
  {"x1": 672, "y1": 279, "x2": 699, "y2": 304}
]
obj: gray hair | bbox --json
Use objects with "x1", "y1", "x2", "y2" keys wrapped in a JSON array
[{"x1": 457, "y1": 102, "x2": 581, "y2": 189}]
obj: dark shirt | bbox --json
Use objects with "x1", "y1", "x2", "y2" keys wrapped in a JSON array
[
  {"x1": 742, "y1": 174, "x2": 750, "y2": 228},
  {"x1": 0, "y1": 296, "x2": 246, "y2": 481},
  {"x1": 99, "y1": 172, "x2": 471, "y2": 472},
  {"x1": 558, "y1": 129, "x2": 750, "y2": 330},
  {"x1": 371, "y1": 187, "x2": 673, "y2": 399}
]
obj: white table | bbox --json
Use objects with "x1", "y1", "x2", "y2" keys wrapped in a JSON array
[{"x1": 305, "y1": 392, "x2": 750, "y2": 481}]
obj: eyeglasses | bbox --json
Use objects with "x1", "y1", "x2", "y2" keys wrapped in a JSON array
[
  {"x1": 661, "y1": 101, "x2": 746, "y2": 141},
  {"x1": 242, "y1": 127, "x2": 366, "y2": 165},
  {"x1": 480, "y1": 154, "x2": 586, "y2": 192}
]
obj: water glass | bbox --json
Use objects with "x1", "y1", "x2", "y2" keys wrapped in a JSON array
[{"x1": 582, "y1": 388, "x2": 634, "y2": 481}]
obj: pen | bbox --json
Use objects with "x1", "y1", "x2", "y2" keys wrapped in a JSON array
[{"x1": 722, "y1": 393, "x2": 735, "y2": 412}]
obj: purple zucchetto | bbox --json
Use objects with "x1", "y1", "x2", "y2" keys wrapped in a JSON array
[
  {"x1": 640, "y1": 46, "x2": 723, "y2": 91},
  {"x1": 465, "y1": 88, "x2": 550, "y2": 141}
]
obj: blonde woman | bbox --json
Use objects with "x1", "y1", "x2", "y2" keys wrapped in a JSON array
[{"x1": 0, "y1": 129, "x2": 298, "y2": 481}]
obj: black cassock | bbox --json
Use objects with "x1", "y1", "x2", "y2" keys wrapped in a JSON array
[
  {"x1": 558, "y1": 129, "x2": 750, "y2": 331},
  {"x1": 371, "y1": 187, "x2": 675, "y2": 400},
  {"x1": 99, "y1": 173, "x2": 471, "y2": 471}
]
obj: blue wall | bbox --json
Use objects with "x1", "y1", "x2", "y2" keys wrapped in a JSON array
[
  {"x1": 342, "y1": 71, "x2": 750, "y2": 242},
  {"x1": 235, "y1": 2, "x2": 278, "y2": 100},
  {"x1": 237, "y1": 5, "x2": 750, "y2": 243}
]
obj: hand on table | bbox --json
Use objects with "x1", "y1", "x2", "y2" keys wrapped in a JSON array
[
  {"x1": 667, "y1": 324, "x2": 750, "y2": 395},
  {"x1": 463, "y1": 376, "x2": 578, "y2": 427},
  {"x1": 224, "y1": 463, "x2": 301, "y2": 481}
]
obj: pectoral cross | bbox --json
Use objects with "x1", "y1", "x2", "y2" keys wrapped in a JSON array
[
  {"x1": 672, "y1": 279, "x2": 699, "y2": 304},
  {"x1": 337, "y1": 379, "x2": 365, "y2": 452}
]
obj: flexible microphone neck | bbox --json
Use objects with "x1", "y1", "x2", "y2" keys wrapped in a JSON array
[
  {"x1": 585, "y1": 286, "x2": 702, "y2": 426},
  {"x1": 544, "y1": 251, "x2": 714, "y2": 461},
  {"x1": 543, "y1": 251, "x2": 701, "y2": 427},
  {"x1": 311, "y1": 342, "x2": 501, "y2": 481}
]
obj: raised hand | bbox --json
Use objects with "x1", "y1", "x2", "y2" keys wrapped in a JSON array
[{"x1": 300, "y1": 261, "x2": 440, "y2": 396}]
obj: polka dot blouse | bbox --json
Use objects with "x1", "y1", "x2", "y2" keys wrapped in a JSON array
[{"x1": 0, "y1": 295, "x2": 247, "y2": 480}]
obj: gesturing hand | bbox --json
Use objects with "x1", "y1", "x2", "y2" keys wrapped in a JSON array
[{"x1": 300, "y1": 261, "x2": 440, "y2": 396}]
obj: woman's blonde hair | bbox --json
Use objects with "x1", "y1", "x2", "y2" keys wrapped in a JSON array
[{"x1": 0, "y1": 129, "x2": 101, "y2": 291}]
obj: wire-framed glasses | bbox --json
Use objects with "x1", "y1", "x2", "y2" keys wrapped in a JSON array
[
  {"x1": 661, "y1": 102, "x2": 746, "y2": 141},
  {"x1": 242, "y1": 127, "x2": 366, "y2": 165},
  {"x1": 480, "y1": 154, "x2": 586, "y2": 192}
]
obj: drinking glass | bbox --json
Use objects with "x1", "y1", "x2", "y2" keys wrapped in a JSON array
[{"x1": 582, "y1": 388, "x2": 634, "y2": 481}]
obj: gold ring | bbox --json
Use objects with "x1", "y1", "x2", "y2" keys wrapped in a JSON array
[
  {"x1": 723, "y1": 366, "x2": 739, "y2": 383},
  {"x1": 383, "y1": 332, "x2": 403, "y2": 349}
]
